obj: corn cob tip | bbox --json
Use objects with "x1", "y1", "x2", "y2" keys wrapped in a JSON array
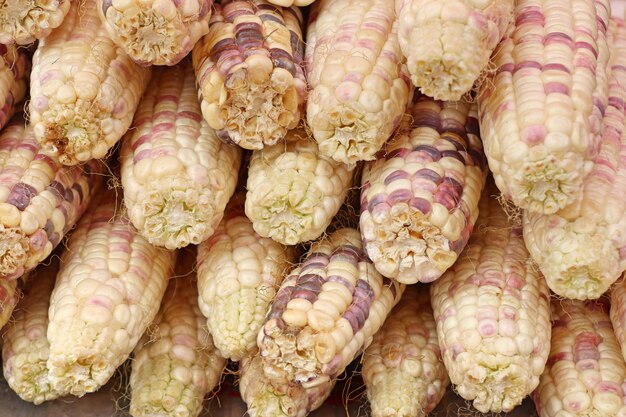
[
  {"x1": 0, "y1": 0, "x2": 71, "y2": 45},
  {"x1": 0, "y1": 226, "x2": 29, "y2": 278}
]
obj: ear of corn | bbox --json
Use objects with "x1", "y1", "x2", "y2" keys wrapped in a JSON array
[
  {"x1": 0, "y1": 276, "x2": 19, "y2": 329},
  {"x1": 477, "y1": 0, "x2": 611, "y2": 214},
  {"x1": 360, "y1": 94, "x2": 488, "y2": 284},
  {"x1": 611, "y1": 275, "x2": 626, "y2": 364},
  {"x1": 0, "y1": 44, "x2": 29, "y2": 131},
  {"x1": 258, "y1": 227, "x2": 405, "y2": 388},
  {"x1": 192, "y1": 0, "x2": 306, "y2": 150},
  {"x1": 120, "y1": 60, "x2": 242, "y2": 250},
  {"x1": 305, "y1": 0, "x2": 413, "y2": 165},
  {"x1": 98, "y1": 0, "x2": 212, "y2": 66},
  {"x1": 0, "y1": 114, "x2": 104, "y2": 280},
  {"x1": 0, "y1": 0, "x2": 71, "y2": 45},
  {"x1": 362, "y1": 284, "x2": 449, "y2": 417},
  {"x1": 245, "y1": 128, "x2": 355, "y2": 246},
  {"x1": 430, "y1": 181, "x2": 552, "y2": 413},
  {"x1": 534, "y1": 298, "x2": 626, "y2": 417},
  {"x1": 46, "y1": 187, "x2": 177, "y2": 397},
  {"x1": 197, "y1": 192, "x2": 297, "y2": 361},
  {"x1": 29, "y1": 0, "x2": 152, "y2": 166}
]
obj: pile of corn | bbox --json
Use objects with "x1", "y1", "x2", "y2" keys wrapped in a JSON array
[{"x1": 2, "y1": 0, "x2": 626, "y2": 416}]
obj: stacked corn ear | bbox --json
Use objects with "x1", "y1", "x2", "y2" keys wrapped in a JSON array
[
  {"x1": 98, "y1": 0, "x2": 212, "y2": 66},
  {"x1": 46, "y1": 187, "x2": 177, "y2": 397},
  {"x1": 0, "y1": 276, "x2": 19, "y2": 329},
  {"x1": 305, "y1": 0, "x2": 413, "y2": 165},
  {"x1": 523, "y1": 16, "x2": 626, "y2": 300},
  {"x1": 192, "y1": 0, "x2": 306, "y2": 149},
  {"x1": 360, "y1": 94, "x2": 488, "y2": 284},
  {"x1": 478, "y1": 0, "x2": 611, "y2": 214},
  {"x1": 120, "y1": 60, "x2": 242, "y2": 250},
  {"x1": 430, "y1": 181, "x2": 552, "y2": 413},
  {"x1": 245, "y1": 127, "x2": 355, "y2": 245},
  {"x1": 0, "y1": 0, "x2": 71, "y2": 45},
  {"x1": 0, "y1": 43, "x2": 29, "y2": 130},
  {"x1": 395, "y1": 0, "x2": 514, "y2": 101},
  {"x1": 29, "y1": 0, "x2": 152, "y2": 166},
  {"x1": 197, "y1": 192, "x2": 297, "y2": 361},
  {"x1": 362, "y1": 284, "x2": 449, "y2": 417},
  {"x1": 130, "y1": 251, "x2": 226, "y2": 417},
  {"x1": 611, "y1": 274, "x2": 626, "y2": 362},
  {"x1": 258, "y1": 227, "x2": 405, "y2": 388},
  {"x1": 0, "y1": 114, "x2": 104, "y2": 280},
  {"x1": 2, "y1": 258, "x2": 60, "y2": 405},
  {"x1": 534, "y1": 298, "x2": 626, "y2": 416},
  {"x1": 240, "y1": 353, "x2": 335, "y2": 417}
]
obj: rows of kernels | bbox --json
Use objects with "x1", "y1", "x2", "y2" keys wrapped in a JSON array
[{"x1": 0, "y1": 43, "x2": 29, "y2": 130}]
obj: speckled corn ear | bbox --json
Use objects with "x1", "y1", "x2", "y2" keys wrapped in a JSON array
[
  {"x1": 0, "y1": 43, "x2": 28, "y2": 130},
  {"x1": 0, "y1": 0, "x2": 71, "y2": 45}
]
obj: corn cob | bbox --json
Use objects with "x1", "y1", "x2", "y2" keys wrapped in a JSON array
[
  {"x1": 120, "y1": 61, "x2": 242, "y2": 250},
  {"x1": 266, "y1": 0, "x2": 314, "y2": 6},
  {"x1": 245, "y1": 128, "x2": 355, "y2": 246},
  {"x1": 395, "y1": 0, "x2": 513, "y2": 101},
  {"x1": 362, "y1": 284, "x2": 449, "y2": 417},
  {"x1": 611, "y1": 274, "x2": 626, "y2": 364},
  {"x1": 258, "y1": 227, "x2": 405, "y2": 388},
  {"x1": 98, "y1": 0, "x2": 212, "y2": 66},
  {"x1": 0, "y1": 276, "x2": 19, "y2": 329},
  {"x1": 0, "y1": 0, "x2": 71, "y2": 45},
  {"x1": 2, "y1": 258, "x2": 59, "y2": 405},
  {"x1": 0, "y1": 115, "x2": 104, "y2": 280},
  {"x1": 240, "y1": 353, "x2": 335, "y2": 417},
  {"x1": 522, "y1": 17, "x2": 626, "y2": 300},
  {"x1": 197, "y1": 192, "x2": 297, "y2": 361},
  {"x1": 360, "y1": 94, "x2": 488, "y2": 284},
  {"x1": 534, "y1": 298, "x2": 626, "y2": 417},
  {"x1": 46, "y1": 187, "x2": 177, "y2": 397},
  {"x1": 305, "y1": 0, "x2": 413, "y2": 166},
  {"x1": 192, "y1": 0, "x2": 306, "y2": 150},
  {"x1": 430, "y1": 181, "x2": 552, "y2": 413},
  {"x1": 0, "y1": 44, "x2": 29, "y2": 131},
  {"x1": 130, "y1": 252, "x2": 226, "y2": 417},
  {"x1": 29, "y1": 0, "x2": 152, "y2": 166},
  {"x1": 477, "y1": 0, "x2": 611, "y2": 214}
]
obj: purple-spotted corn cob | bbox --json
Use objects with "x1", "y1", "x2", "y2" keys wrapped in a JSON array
[
  {"x1": 362, "y1": 284, "x2": 449, "y2": 417},
  {"x1": 305, "y1": 0, "x2": 413, "y2": 166},
  {"x1": 197, "y1": 192, "x2": 297, "y2": 361},
  {"x1": 0, "y1": 44, "x2": 28, "y2": 130},
  {"x1": 0, "y1": 114, "x2": 103, "y2": 280},
  {"x1": 360, "y1": 94, "x2": 488, "y2": 284},
  {"x1": 192, "y1": 0, "x2": 306, "y2": 150},
  {"x1": 0, "y1": 0, "x2": 71, "y2": 45},
  {"x1": 120, "y1": 60, "x2": 242, "y2": 250},
  {"x1": 240, "y1": 353, "x2": 335, "y2": 417},
  {"x1": 29, "y1": 0, "x2": 152, "y2": 166},
  {"x1": 430, "y1": 181, "x2": 552, "y2": 413},
  {"x1": 258, "y1": 227, "x2": 405, "y2": 388},
  {"x1": 98, "y1": 0, "x2": 212, "y2": 66},
  {"x1": 523, "y1": 16, "x2": 626, "y2": 300},
  {"x1": 534, "y1": 298, "x2": 626, "y2": 417},
  {"x1": 0, "y1": 276, "x2": 19, "y2": 329},
  {"x1": 477, "y1": 0, "x2": 611, "y2": 214},
  {"x1": 395, "y1": 0, "x2": 514, "y2": 101},
  {"x1": 245, "y1": 128, "x2": 355, "y2": 246},
  {"x1": 611, "y1": 274, "x2": 626, "y2": 363},
  {"x1": 2, "y1": 258, "x2": 60, "y2": 405},
  {"x1": 46, "y1": 187, "x2": 177, "y2": 397}
]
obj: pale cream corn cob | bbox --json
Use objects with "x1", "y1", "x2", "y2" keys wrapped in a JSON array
[
  {"x1": 120, "y1": 60, "x2": 242, "y2": 250},
  {"x1": 240, "y1": 353, "x2": 335, "y2": 417},
  {"x1": 46, "y1": 187, "x2": 177, "y2": 397},
  {"x1": 0, "y1": 43, "x2": 29, "y2": 131},
  {"x1": 395, "y1": 0, "x2": 514, "y2": 101},
  {"x1": 611, "y1": 274, "x2": 626, "y2": 364},
  {"x1": 430, "y1": 181, "x2": 552, "y2": 413},
  {"x1": 29, "y1": 0, "x2": 152, "y2": 166},
  {"x1": 130, "y1": 253, "x2": 226, "y2": 417},
  {"x1": 360, "y1": 94, "x2": 488, "y2": 284},
  {"x1": 477, "y1": 0, "x2": 611, "y2": 214},
  {"x1": 0, "y1": 115, "x2": 104, "y2": 280},
  {"x1": 0, "y1": 0, "x2": 71, "y2": 45},
  {"x1": 305, "y1": 0, "x2": 413, "y2": 166},
  {"x1": 245, "y1": 128, "x2": 355, "y2": 246},
  {"x1": 2, "y1": 258, "x2": 60, "y2": 405},
  {"x1": 98, "y1": 0, "x2": 212, "y2": 66},
  {"x1": 523, "y1": 17, "x2": 626, "y2": 301},
  {"x1": 192, "y1": 0, "x2": 306, "y2": 149},
  {"x1": 0, "y1": 277, "x2": 19, "y2": 329},
  {"x1": 534, "y1": 298, "x2": 626, "y2": 417},
  {"x1": 258, "y1": 227, "x2": 405, "y2": 388},
  {"x1": 197, "y1": 192, "x2": 297, "y2": 361},
  {"x1": 362, "y1": 285, "x2": 449, "y2": 417}
]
